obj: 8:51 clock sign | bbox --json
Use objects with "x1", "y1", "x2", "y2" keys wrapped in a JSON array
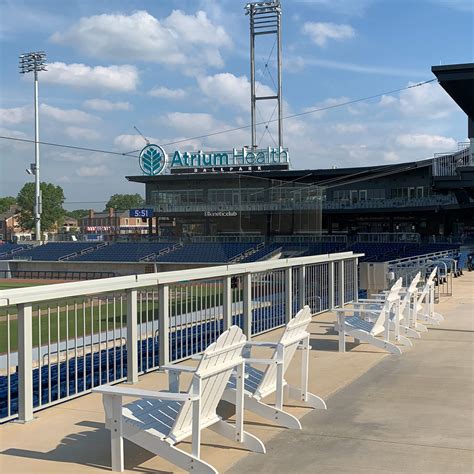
[{"x1": 129, "y1": 208, "x2": 154, "y2": 218}]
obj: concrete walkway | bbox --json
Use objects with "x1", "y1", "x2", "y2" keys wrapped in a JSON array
[
  {"x1": 230, "y1": 274, "x2": 474, "y2": 473},
  {"x1": 1, "y1": 273, "x2": 472, "y2": 473}
]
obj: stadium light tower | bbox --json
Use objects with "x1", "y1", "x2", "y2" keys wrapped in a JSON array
[
  {"x1": 245, "y1": 1, "x2": 282, "y2": 149},
  {"x1": 19, "y1": 51, "x2": 47, "y2": 241}
]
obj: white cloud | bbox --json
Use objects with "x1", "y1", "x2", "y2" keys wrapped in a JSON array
[
  {"x1": 42, "y1": 62, "x2": 139, "y2": 92},
  {"x1": 157, "y1": 112, "x2": 250, "y2": 149},
  {"x1": 114, "y1": 134, "x2": 153, "y2": 152},
  {"x1": 302, "y1": 22, "x2": 355, "y2": 46},
  {"x1": 149, "y1": 86, "x2": 187, "y2": 100},
  {"x1": 197, "y1": 72, "x2": 279, "y2": 119},
  {"x1": 51, "y1": 10, "x2": 231, "y2": 69},
  {"x1": 295, "y1": 0, "x2": 374, "y2": 16},
  {"x1": 397, "y1": 81, "x2": 458, "y2": 119},
  {"x1": 383, "y1": 151, "x2": 400, "y2": 162},
  {"x1": 333, "y1": 123, "x2": 367, "y2": 133},
  {"x1": 378, "y1": 95, "x2": 397, "y2": 107},
  {"x1": 0, "y1": 127, "x2": 28, "y2": 139},
  {"x1": 396, "y1": 133, "x2": 457, "y2": 151},
  {"x1": 285, "y1": 56, "x2": 424, "y2": 78},
  {"x1": 164, "y1": 112, "x2": 226, "y2": 136},
  {"x1": 65, "y1": 126, "x2": 101, "y2": 141},
  {"x1": 40, "y1": 104, "x2": 98, "y2": 124},
  {"x1": 83, "y1": 99, "x2": 132, "y2": 111},
  {"x1": 76, "y1": 165, "x2": 109, "y2": 177},
  {"x1": 0, "y1": 106, "x2": 30, "y2": 125},
  {"x1": 303, "y1": 97, "x2": 351, "y2": 119},
  {"x1": 377, "y1": 82, "x2": 459, "y2": 119}
]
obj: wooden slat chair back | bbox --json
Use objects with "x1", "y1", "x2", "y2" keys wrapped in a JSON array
[
  {"x1": 255, "y1": 306, "x2": 312, "y2": 399},
  {"x1": 169, "y1": 326, "x2": 247, "y2": 442},
  {"x1": 415, "y1": 266, "x2": 444, "y2": 324},
  {"x1": 223, "y1": 306, "x2": 327, "y2": 430},
  {"x1": 94, "y1": 326, "x2": 266, "y2": 474},
  {"x1": 337, "y1": 280, "x2": 403, "y2": 355},
  {"x1": 370, "y1": 282, "x2": 400, "y2": 336}
]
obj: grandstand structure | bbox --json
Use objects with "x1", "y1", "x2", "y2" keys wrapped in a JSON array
[{"x1": 0, "y1": 238, "x2": 462, "y2": 289}]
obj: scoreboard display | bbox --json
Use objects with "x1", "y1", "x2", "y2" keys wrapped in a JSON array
[{"x1": 129, "y1": 208, "x2": 153, "y2": 218}]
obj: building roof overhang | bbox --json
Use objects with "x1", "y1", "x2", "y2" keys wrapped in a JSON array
[{"x1": 431, "y1": 63, "x2": 474, "y2": 118}]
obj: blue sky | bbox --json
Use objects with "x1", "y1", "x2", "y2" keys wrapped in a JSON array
[{"x1": 0, "y1": 0, "x2": 473, "y2": 210}]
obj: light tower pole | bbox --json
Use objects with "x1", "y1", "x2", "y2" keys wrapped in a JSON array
[
  {"x1": 19, "y1": 51, "x2": 47, "y2": 241},
  {"x1": 245, "y1": 1, "x2": 282, "y2": 149}
]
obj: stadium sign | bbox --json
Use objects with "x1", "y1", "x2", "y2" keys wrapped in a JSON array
[
  {"x1": 138, "y1": 144, "x2": 289, "y2": 176},
  {"x1": 139, "y1": 144, "x2": 167, "y2": 176}
]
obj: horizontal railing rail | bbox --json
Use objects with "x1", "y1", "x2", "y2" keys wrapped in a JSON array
[{"x1": 0, "y1": 251, "x2": 361, "y2": 423}]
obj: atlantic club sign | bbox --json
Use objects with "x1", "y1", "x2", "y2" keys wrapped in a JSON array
[{"x1": 138, "y1": 145, "x2": 290, "y2": 176}]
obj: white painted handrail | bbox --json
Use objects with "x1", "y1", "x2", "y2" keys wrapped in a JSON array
[{"x1": 0, "y1": 251, "x2": 362, "y2": 306}]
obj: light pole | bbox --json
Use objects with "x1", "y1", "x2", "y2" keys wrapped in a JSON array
[{"x1": 19, "y1": 51, "x2": 47, "y2": 241}]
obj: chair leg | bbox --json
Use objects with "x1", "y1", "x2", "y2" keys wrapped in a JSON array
[
  {"x1": 127, "y1": 430, "x2": 218, "y2": 474},
  {"x1": 285, "y1": 385, "x2": 327, "y2": 410},
  {"x1": 399, "y1": 325, "x2": 421, "y2": 339},
  {"x1": 244, "y1": 396, "x2": 302, "y2": 430},
  {"x1": 110, "y1": 396, "x2": 124, "y2": 472},
  {"x1": 208, "y1": 420, "x2": 266, "y2": 454}
]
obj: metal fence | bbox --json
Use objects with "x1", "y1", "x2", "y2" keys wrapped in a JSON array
[
  {"x1": 0, "y1": 251, "x2": 360, "y2": 423},
  {"x1": 387, "y1": 251, "x2": 458, "y2": 300},
  {"x1": 433, "y1": 143, "x2": 471, "y2": 176}
]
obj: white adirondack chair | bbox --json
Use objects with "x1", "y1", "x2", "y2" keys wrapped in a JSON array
[
  {"x1": 222, "y1": 306, "x2": 326, "y2": 430},
  {"x1": 359, "y1": 273, "x2": 424, "y2": 340},
  {"x1": 415, "y1": 267, "x2": 444, "y2": 325},
  {"x1": 335, "y1": 282, "x2": 403, "y2": 355},
  {"x1": 93, "y1": 326, "x2": 265, "y2": 474}
]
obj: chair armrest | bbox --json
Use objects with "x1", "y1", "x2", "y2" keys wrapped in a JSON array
[
  {"x1": 93, "y1": 385, "x2": 198, "y2": 402},
  {"x1": 161, "y1": 364, "x2": 197, "y2": 374},
  {"x1": 244, "y1": 341, "x2": 279, "y2": 348},
  {"x1": 245, "y1": 358, "x2": 281, "y2": 365},
  {"x1": 351, "y1": 302, "x2": 383, "y2": 307},
  {"x1": 336, "y1": 308, "x2": 374, "y2": 317}
]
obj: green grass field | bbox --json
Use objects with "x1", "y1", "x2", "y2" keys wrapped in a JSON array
[
  {"x1": 0, "y1": 281, "x2": 55, "y2": 291},
  {"x1": 0, "y1": 280, "x2": 235, "y2": 353}
]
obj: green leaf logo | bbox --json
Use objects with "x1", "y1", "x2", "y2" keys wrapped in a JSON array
[{"x1": 139, "y1": 145, "x2": 167, "y2": 175}]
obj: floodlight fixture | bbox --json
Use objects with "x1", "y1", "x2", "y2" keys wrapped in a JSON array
[{"x1": 19, "y1": 51, "x2": 47, "y2": 240}]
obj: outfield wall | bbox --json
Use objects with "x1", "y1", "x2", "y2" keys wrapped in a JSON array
[{"x1": 6, "y1": 260, "x2": 227, "y2": 278}]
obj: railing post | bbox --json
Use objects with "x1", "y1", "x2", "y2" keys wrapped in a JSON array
[
  {"x1": 18, "y1": 303, "x2": 33, "y2": 422},
  {"x1": 223, "y1": 276, "x2": 232, "y2": 331},
  {"x1": 158, "y1": 284, "x2": 170, "y2": 367},
  {"x1": 339, "y1": 260, "x2": 345, "y2": 307},
  {"x1": 243, "y1": 273, "x2": 252, "y2": 339},
  {"x1": 126, "y1": 289, "x2": 138, "y2": 383},
  {"x1": 285, "y1": 267, "x2": 293, "y2": 323},
  {"x1": 297, "y1": 265, "x2": 305, "y2": 310},
  {"x1": 328, "y1": 261, "x2": 335, "y2": 310},
  {"x1": 353, "y1": 258, "x2": 359, "y2": 302}
]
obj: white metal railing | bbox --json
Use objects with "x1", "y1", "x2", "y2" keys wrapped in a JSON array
[
  {"x1": 323, "y1": 194, "x2": 457, "y2": 210},
  {"x1": 433, "y1": 142, "x2": 471, "y2": 176},
  {"x1": 152, "y1": 201, "x2": 322, "y2": 213},
  {"x1": 357, "y1": 233, "x2": 421, "y2": 243},
  {"x1": 0, "y1": 251, "x2": 361, "y2": 423},
  {"x1": 273, "y1": 234, "x2": 347, "y2": 243},
  {"x1": 387, "y1": 250, "x2": 458, "y2": 291}
]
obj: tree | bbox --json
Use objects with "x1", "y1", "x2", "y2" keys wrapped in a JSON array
[
  {"x1": 0, "y1": 196, "x2": 16, "y2": 214},
  {"x1": 105, "y1": 193, "x2": 144, "y2": 210},
  {"x1": 66, "y1": 209, "x2": 89, "y2": 220},
  {"x1": 17, "y1": 182, "x2": 66, "y2": 233}
]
